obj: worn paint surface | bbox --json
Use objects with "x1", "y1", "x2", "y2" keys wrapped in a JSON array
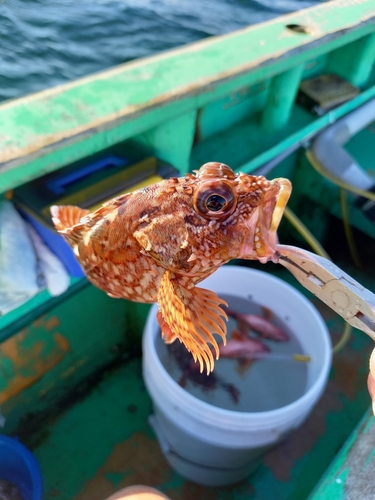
[
  {"x1": 0, "y1": 316, "x2": 69, "y2": 404},
  {"x1": 71, "y1": 433, "x2": 171, "y2": 500},
  {"x1": 309, "y1": 412, "x2": 375, "y2": 499},
  {"x1": 0, "y1": 0, "x2": 373, "y2": 160},
  {"x1": 30, "y1": 309, "x2": 373, "y2": 500},
  {"x1": 0, "y1": 277, "x2": 86, "y2": 338},
  {"x1": 1, "y1": 283, "x2": 140, "y2": 435},
  {"x1": 1, "y1": 1, "x2": 375, "y2": 498}
]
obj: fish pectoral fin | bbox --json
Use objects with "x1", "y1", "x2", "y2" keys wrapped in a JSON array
[
  {"x1": 157, "y1": 310, "x2": 177, "y2": 344},
  {"x1": 157, "y1": 271, "x2": 228, "y2": 374}
]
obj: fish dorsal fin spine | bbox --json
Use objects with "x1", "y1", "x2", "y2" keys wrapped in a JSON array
[
  {"x1": 50, "y1": 205, "x2": 91, "y2": 245},
  {"x1": 50, "y1": 205, "x2": 90, "y2": 231}
]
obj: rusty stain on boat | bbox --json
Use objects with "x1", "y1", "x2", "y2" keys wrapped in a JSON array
[
  {"x1": 0, "y1": 316, "x2": 70, "y2": 404},
  {"x1": 71, "y1": 433, "x2": 171, "y2": 500}
]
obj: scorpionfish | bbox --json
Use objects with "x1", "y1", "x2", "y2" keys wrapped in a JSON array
[{"x1": 51, "y1": 162, "x2": 291, "y2": 374}]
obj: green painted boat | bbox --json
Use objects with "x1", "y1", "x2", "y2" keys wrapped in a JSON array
[{"x1": 1, "y1": 0, "x2": 375, "y2": 498}]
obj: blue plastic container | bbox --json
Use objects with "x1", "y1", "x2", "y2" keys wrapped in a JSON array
[
  {"x1": 23, "y1": 212, "x2": 85, "y2": 278},
  {"x1": 0, "y1": 436, "x2": 42, "y2": 500}
]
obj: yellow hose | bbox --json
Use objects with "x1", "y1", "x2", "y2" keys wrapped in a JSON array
[
  {"x1": 302, "y1": 148, "x2": 375, "y2": 353},
  {"x1": 283, "y1": 206, "x2": 330, "y2": 260},
  {"x1": 306, "y1": 148, "x2": 366, "y2": 269},
  {"x1": 306, "y1": 150, "x2": 375, "y2": 202},
  {"x1": 332, "y1": 322, "x2": 352, "y2": 356}
]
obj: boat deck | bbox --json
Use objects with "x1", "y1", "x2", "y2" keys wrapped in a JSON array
[
  {"x1": 23, "y1": 293, "x2": 372, "y2": 500},
  {"x1": 2, "y1": 3, "x2": 375, "y2": 497}
]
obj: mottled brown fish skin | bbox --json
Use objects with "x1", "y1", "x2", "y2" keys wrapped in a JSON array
[{"x1": 51, "y1": 162, "x2": 291, "y2": 373}]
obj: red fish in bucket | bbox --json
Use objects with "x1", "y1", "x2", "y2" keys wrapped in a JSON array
[
  {"x1": 172, "y1": 316, "x2": 289, "y2": 397},
  {"x1": 51, "y1": 162, "x2": 291, "y2": 374},
  {"x1": 226, "y1": 307, "x2": 289, "y2": 342},
  {"x1": 219, "y1": 329, "x2": 271, "y2": 375},
  {"x1": 167, "y1": 340, "x2": 241, "y2": 404}
]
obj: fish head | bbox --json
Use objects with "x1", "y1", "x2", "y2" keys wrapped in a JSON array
[
  {"x1": 133, "y1": 163, "x2": 290, "y2": 277},
  {"x1": 188, "y1": 162, "x2": 291, "y2": 267}
]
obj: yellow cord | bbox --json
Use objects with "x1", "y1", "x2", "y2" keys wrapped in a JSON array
[
  {"x1": 283, "y1": 206, "x2": 331, "y2": 259},
  {"x1": 339, "y1": 188, "x2": 363, "y2": 269},
  {"x1": 284, "y1": 202, "x2": 351, "y2": 355},
  {"x1": 300, "y1": 149, "x2": 375, "y2": 353},
  {"x1": 332, "y1": 322, "x2": 352, "y2": 356},
  {"x1": 306, "y1": 150, "x2": 375, "y2": 202},
  {"x1": 307, "y1": 148, "x2": 366, "y2": 269}
]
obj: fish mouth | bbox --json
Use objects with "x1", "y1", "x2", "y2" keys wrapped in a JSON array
[{"x1": 242, "y1": 178, "x2": 292, "y2": 263}]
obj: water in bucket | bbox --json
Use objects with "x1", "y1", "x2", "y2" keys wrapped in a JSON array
[{"x1": 155, "y1": 294, "x2": 309, "y2": 413}]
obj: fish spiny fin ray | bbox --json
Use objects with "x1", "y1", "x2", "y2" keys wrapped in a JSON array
[
  {"x1": 157, "y1": 271, "x2": 228, "y2": 374},
  {"x1": 51, "y1": 205, "x2": 90, "y2": 230},
  {"x1": 50, "y1": 205, "x2": 91, "y2": 245}
]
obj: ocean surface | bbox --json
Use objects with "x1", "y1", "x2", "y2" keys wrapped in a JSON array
[{"x1": 1, "y1": 0, "x2": 325, "y2": 102}]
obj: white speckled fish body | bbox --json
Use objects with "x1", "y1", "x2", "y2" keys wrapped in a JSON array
[{"x1": 51, "y1": 162, "x2": 291, "y2": 372}]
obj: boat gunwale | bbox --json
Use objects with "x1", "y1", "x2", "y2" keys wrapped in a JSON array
[{"x1": 1, "y1": 0, "x2": 375, "y2": 172}]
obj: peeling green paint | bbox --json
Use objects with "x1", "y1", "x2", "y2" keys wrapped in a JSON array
[
  {"x1": 1, "y1": 0, "x2": 375, "y2": 193},
  {"x1": 363, "y1": 447, "x2": 375, "y2": 467},
  {"x1": 311, "y1": 468, "x2": 349, "y2": 500},
  {"x1": 1, "y1": 1, "x2": 375, "y2": 498},
  {"x1": 309, "y1": 410, "x2": 375, "y2": 499},
  {"x1": 30, "y1": 344, "x2": 374, "y2": 500}
]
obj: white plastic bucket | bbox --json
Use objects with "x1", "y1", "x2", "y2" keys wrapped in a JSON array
[{"x1": 142, "y1": 266, "x2": 332, "y2": 486}]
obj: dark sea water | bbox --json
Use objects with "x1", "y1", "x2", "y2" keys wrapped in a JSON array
[{"x1": 1, "y1": 0, "x2": 325, "y2": 102}]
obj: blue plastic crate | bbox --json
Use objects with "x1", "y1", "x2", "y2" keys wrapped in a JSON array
[{"x1": 21, "y1": 210, "x2": 85, "y2": 278}]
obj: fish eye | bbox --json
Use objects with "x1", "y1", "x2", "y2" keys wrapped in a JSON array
[
  {"x1": 194, "y1": 181, "x2": 236, "y2": 219},
  {"x1": 206, "y1": 194, "x2": 227, "y2": 211}
]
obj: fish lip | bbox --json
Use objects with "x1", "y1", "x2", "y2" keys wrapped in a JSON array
[
  {"x1": 269, "y1": 178, "x2": 292, "y2": 235},
  {"x1": 258, "y1": 178, "x2": 292, "y2": 263},
  {"x1": 241, "y1": 178, "x2": 292, "y2": 263}
]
